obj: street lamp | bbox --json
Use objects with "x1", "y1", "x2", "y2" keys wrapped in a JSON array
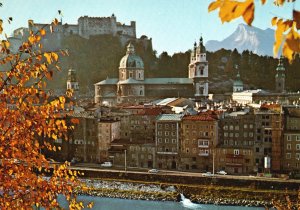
[{"x1": 125, "y1": 149, "x2": 127, "y2": 172}]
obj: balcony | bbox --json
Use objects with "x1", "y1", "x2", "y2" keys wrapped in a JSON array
[
  {"x1": 198, "y1": 153, "x2": 209, "y2": 156},
  {"x1": 198, "y1": 144, "x2": 209, "y2": 148}
]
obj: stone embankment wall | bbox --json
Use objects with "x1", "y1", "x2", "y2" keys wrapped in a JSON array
[{"x1": 75, "y1": 168, "x2": 300, "y2": 191}]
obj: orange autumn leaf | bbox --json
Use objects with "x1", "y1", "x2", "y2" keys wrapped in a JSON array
[
  {"x1": 293, "y1": 9, "x2": 300, "y2": 30},
  {"x1": 40, "y1": 29, "x2": 46, "y2": 36}
]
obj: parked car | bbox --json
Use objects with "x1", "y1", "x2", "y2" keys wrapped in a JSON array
[
  {"x1": 201, "y1": 172, "x2": 213, "y2": 177},
  {"x1": 100, "y1": 162, "x2": 112, "y2": 167},
  {"x1": 217, "y1": 170, "x2": 227, "y2": 175},
  {"x1": 148, "y1": 169, "x2": 159, "y2": 173}
]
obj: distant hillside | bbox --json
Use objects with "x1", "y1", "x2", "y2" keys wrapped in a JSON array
[
  {"x1": 46, "y1": 34, "x2": 300, "y2": 94},
  {"x1": 206, "y1": 24, "x2": 274, "y2": 56}
]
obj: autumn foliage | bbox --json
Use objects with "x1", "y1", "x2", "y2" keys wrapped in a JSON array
[
  {"x1": 0, "y1": 18, "x2": 89, "y2": 209},
  {"x1": 208, "y1": 0, "x2": 300, "y2": 62}
]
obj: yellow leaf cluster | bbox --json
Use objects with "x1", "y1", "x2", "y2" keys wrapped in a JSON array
[
  {"x1": 272, "y1": 10, "x2": 300, "y2": 62},
  {"x1": 208, "y1": 0, "x2": 255, "y2": 25}
]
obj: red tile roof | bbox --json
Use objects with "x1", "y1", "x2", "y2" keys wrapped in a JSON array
[{"x1": 183, "y1": 114, "x2": 216, "y2": 121}]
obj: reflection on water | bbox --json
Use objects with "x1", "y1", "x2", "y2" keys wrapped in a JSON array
[{"x1": 57, "y1": 195, "x2": 265, "y2": 210}]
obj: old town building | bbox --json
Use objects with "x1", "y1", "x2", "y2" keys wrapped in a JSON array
[
  {"x1": 180, "y1": 114, "x2": 218, "y2": 171},
  {"x1": 217, "y1": 110, "x2": 255, "y2": 174},
  {"x1": 282, "y1": 107, "x2": 300, "y2": 172},
  {"x1": 155, "y1": 114, "x2": 182, "y2": 169}
]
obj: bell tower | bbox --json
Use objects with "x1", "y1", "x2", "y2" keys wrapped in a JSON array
[
  {"x1": 67, "y1": 68, "x2": 79, "y2": 96},
  {"x1": 188, "y1": 37, "x2": 209, "y2": 101},
  {"x1": 275, "y1": 56, "x2": 285, "y2": 93}
]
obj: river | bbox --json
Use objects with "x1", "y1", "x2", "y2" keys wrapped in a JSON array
[{"x1": 57, "y1": 194, "x2": 265, "y2": 210}]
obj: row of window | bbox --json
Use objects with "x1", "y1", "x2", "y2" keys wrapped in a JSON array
[
  {"x1": 157, "y1": 147, "x2": 177, "y2": 152},
  {"x1": 185, "y1": 131, "x2": 212, "y2": 136},
  {"x1": 129, "y1": 146, "x2": 154, "y2": 152},
  {"x1": 185, "y1": 125, "x2": 214, "y2": 129},
  {"x1": 158, "y1": 138, "x2": 177, "y2": 144},
  {"x1": 224, "y1": 140, "x2": 254, "y2": 146},
  {"x1": 286, "y1": 153, "x2": 300, "y2": 159},
  {"x1": 223, "y1": 124, "x2": 253, "y2": 130},
  {"x1": 157, "y1": 131, "x2": 177, "y2": 136},
  {"x1": 158, "y1": 124, "x2": 176, "y2": 129},
  {"x1": 286, "y1": 144, "x2": 300, "y2": 150},
  {"x1": 286, "y1": 135, "x2": 300, "y2": 141},
  {"x1": 224, "y1": 132, "x2": 254, "y2": 137}
]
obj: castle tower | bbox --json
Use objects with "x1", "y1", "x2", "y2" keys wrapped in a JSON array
[
  {"x1": 188, "y1": 37, "x2": 209, "y2": 100},
  {"x1": 233, "y1": 65, "x2": 243, "y2": 92},
  {"x1": 275, "y1": 56, "x2": 285, "y2": 93},
  {"x1": 67, "y1": 68, "x2": 79, "y2": 93}
]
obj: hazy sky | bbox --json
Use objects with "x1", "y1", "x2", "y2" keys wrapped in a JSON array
[{"x1": 0, "y1": 0, "x2": 296, "y2": 55}]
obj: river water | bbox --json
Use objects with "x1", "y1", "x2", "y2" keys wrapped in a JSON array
[{"x1": 58, "y1": 195, "x2": 265, "y2": 210}]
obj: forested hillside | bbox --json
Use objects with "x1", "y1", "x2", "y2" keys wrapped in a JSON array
[{"x1": 48, "y1": 34, "x2": 300, "y2": 94}]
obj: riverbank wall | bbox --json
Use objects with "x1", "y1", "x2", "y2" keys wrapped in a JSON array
[{"x1": 73, "y1": 168, "x2": 300, "y2": 207}]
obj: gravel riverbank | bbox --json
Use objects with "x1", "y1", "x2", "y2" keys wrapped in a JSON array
[{"x1": 77, "y1": 179, "x2": 274, "y2": 208}]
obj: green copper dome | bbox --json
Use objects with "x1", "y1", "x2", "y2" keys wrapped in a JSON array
[{"x1": 119, "y1": 43, "x2": 144, "y2": 69}]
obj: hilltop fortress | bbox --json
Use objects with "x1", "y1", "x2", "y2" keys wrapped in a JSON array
[{"x1": 12, "y1": 14, "x2": 151, "y2": 51}]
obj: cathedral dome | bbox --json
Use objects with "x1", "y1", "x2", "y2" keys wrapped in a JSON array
[{"x1": 119, "y1": 43, "x2": 144, "y2": 69}]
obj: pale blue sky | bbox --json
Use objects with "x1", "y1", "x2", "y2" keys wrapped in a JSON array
[{"x1": 0, "y1": 0, "x2": 296, "y2": 54}]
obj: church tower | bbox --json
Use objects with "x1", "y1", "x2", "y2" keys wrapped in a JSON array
[
  {"x1": 233, "y1": 65, "x2": 243, "y2": 92},
  {"x1": 275, "y1": 56, "x2": 285, "y2": 93},
  {"x1": 67, "y1": 68, "x2": 79, "y2": 94},
  {"x1": 188, "y1": 37, "x2": 209, "y2": 100}
]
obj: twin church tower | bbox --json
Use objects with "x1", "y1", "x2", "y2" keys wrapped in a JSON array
[{"x1": 94, "y1": 37, "x2": 209, "y2": 106}]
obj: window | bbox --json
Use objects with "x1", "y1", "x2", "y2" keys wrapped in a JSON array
[
  {"x1": 297, "y1": 136, "x2": 300, "y2": 141},
  {"x1": 287, "y1": 144, "x2": 291, "y2": 150},
  {"x1": 229, "y1": 125, "x2": 233, "y2": 130},
  {"x1": 192, "y1": 148, "x2": 197, "y2": 154},
  {"x1": 158, "y1": 138, "x2": 162, "y2": 143},
  {"x1": 165, "y1": 138, "x2": 169, "y2": 143},
  {"x1": 224, "y1": 132, "x2": 228, "y2": 137},
  {"x1": 198, "y1": 140, "x2": 209, "y2": 147},
  {"x1": 172, "y1": 131, "x2": 176, "y2": 136},
  {"x1": 286, "y1": 153, "x2": 291, "y2": 159},
  {"x1": 224, "y1": 140, "x2": 228, "y2": 145},
  {"x1": 165, "y1": 131, "x2": 169, "y2": 136},
  {"x1": 244, "y1": 124, "x2": 248, "y2": 129},
  {"x1": 287, "y1": 135, "x2": 291, "y2": 141},
  {"x1": 165, "y1": 124, "x2": 169, "y2": 129},
  {"x1": 229, "y1": 133, "x2": 233, "y2": 137},
  {"x1": 297, "y1": 144, "x2": 300, "y2": 150},
  {"x1": 234, "y1": 149, "x2": 239, "y2": 155},
  {"x1": 296, "y1": 153, "x2": 300, "y2": 160},
  {"x1": 235, "y1": 126, "x2": 239, "y2": 130},
  {"x1": 172, "y1": 139, "x2": 176, "y2": 144},
  {"x1": 235, "y1": 133, "x2": 239, "y2": 137},
  {"x1": 158, "y1": 131, "x2": 162, "y2": 136},
  {"x1": 256, "y1": 147, "x2": 259, "y2": 153},
  {"x1": 249, "y1": 132, "x2": 253, "y2": 137},
  {"x1": 223, "y1": 126, "x2": 228, "y2": 130},
  {"x1": 249, "y1": 124, "x2": 253, "y2": 129}
]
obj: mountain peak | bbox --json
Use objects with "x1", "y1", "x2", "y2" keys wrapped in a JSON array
[{"x1": 206, "y1": 24, "x2": 274, "y2": 56}]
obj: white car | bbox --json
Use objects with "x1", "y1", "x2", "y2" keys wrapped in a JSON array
[
  {"x1": 201, "y1": 172, "x2": 213, "y2": 177},
  {"x1": 148, "y1": 169, "x2": 159, "y2": 173},
  {"x1": 217, "y1": 170, "x2": 227, "y2": 175},
  {"x1": 101, "y1": 162, "x2": 112, "y2": 167}
]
